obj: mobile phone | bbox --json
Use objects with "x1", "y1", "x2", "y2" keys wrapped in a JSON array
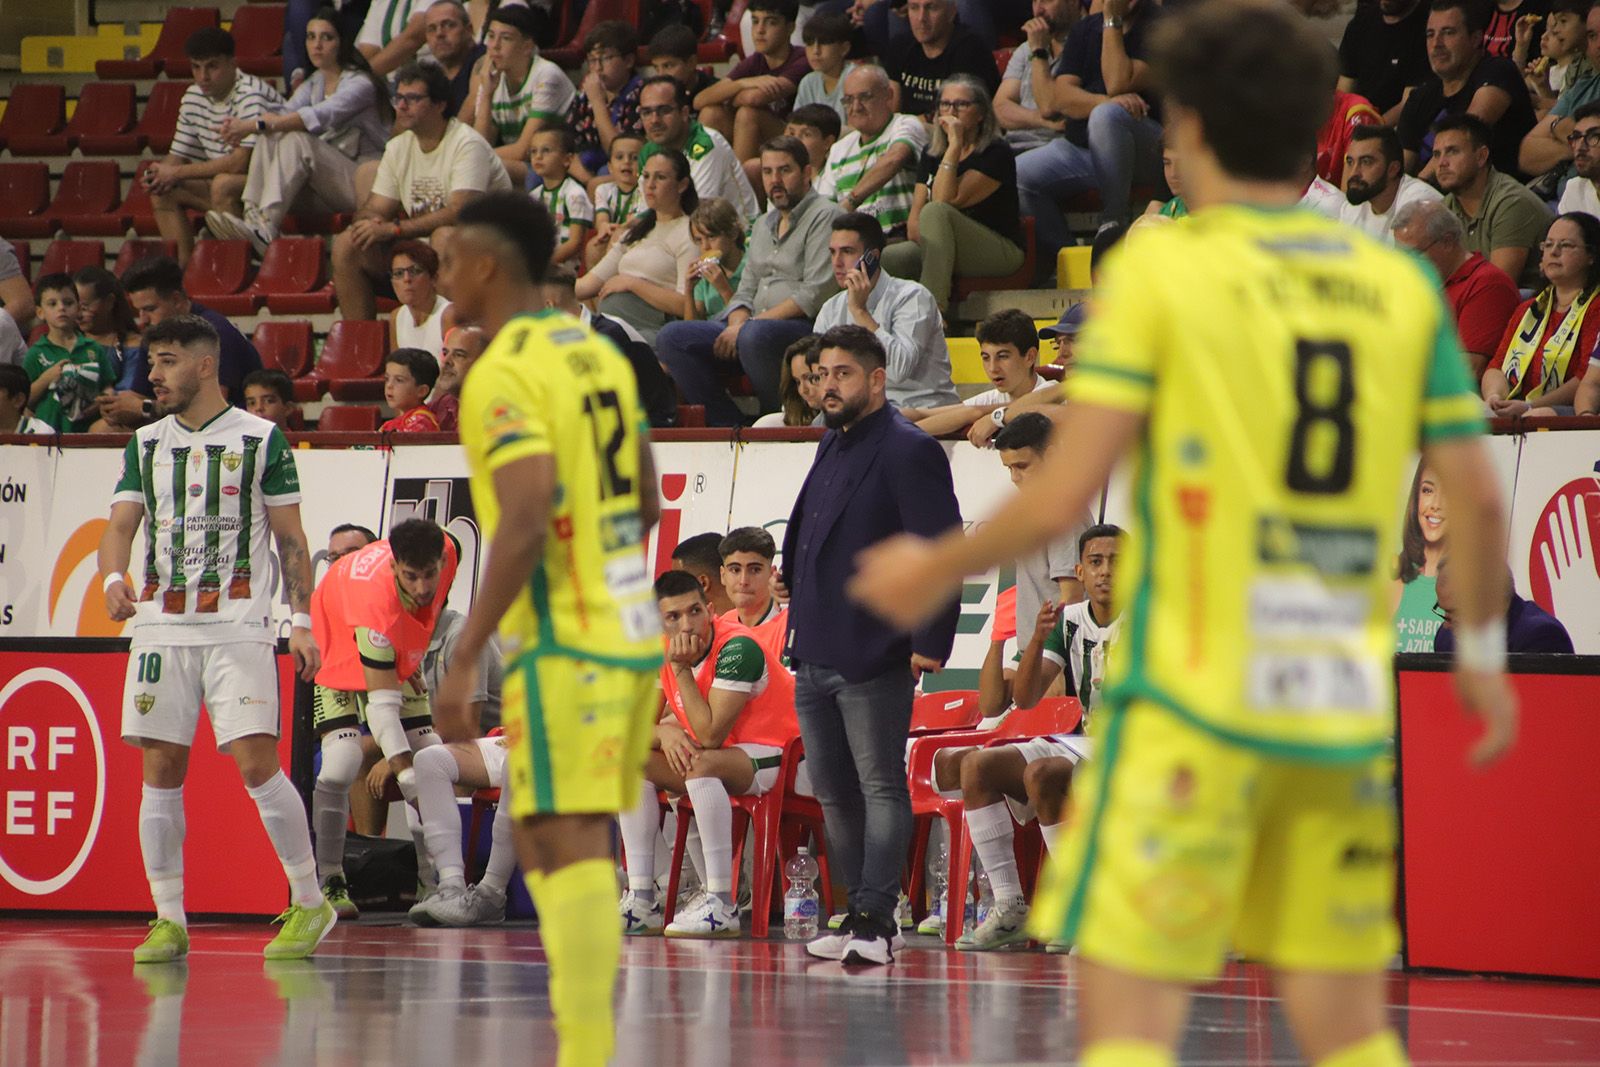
[{"x1": 858, "y1": 248, "x2": 880, "y2": 277}]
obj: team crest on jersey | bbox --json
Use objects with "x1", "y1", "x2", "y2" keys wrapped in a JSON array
[
  {"x1": 135, "y1": 693, "x2": 155, "y2": 715},
  {"x1": 222, "y1": 451, "x2": 243, "y2": 472},
  {"x1": 187, "y1": 484, "x2": 202, "y2": 497}
]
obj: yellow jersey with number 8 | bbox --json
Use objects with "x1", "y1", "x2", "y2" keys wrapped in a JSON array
[
  {"x1": 1073, "y1": 204, "x2": 1484, "y2": 761},
  {"x1": 459, "y1": 309, "x2": 662, "y2": 670}
]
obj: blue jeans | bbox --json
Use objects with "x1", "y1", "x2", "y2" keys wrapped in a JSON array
[
  {"x1": 655, "y1": 317, "x2": 814, "y2": 426},
  {"x1": 793, "y1": 661, "x2": 915, "y2": 921},
  {"x1": 1017, "y1": 103, "x2": 1165, "y2": 272}
]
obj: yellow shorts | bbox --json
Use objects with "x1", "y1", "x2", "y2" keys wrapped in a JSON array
[
  {"x1": 312, "y1": 677, "x2": 431, "y2": 734},
  {"x1": 1027, "y1": 701, "x2": 1398, "y2": 980},
  {"x1": 501, "y1": 651, "x2": 658, "y2": 818}
]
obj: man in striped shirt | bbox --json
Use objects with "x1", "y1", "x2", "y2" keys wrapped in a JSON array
[
  {"x1": 462, "y1": 5, "x2": 574, "y2": 187},
  {"x1": 814, "y1": 66, "x2": 928, "y2": 239},
  {"x1": 145, "y1": 28, "x2": 283, "y2": 266}
]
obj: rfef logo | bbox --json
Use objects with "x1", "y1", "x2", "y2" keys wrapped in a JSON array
[{"x1": 0, "y1": 668, "x2": 106, "y2": 895}]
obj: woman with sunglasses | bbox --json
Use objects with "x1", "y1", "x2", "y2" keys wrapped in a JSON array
[{"x1": 388, "y1": 240, "x2": 458, "y2": 360}]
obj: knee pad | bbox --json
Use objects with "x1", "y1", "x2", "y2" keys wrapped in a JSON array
[
  {"x1": 317, "y1": 728, "x2": 363, "y2": 789},
  {"x1": 412, "y1": 742, "x2": 459, "y2": 784},
  {"x1": 406, "y1": 724, "x2": 440, "y2": 751}
]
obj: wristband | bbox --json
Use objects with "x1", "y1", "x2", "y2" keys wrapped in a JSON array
[
  {"x1": 256, "y1": 119, "x2": 267, "y2": 133},
  {"x1": 102, "y1": 573, "x2": 127, "y2": 594},
  {"x1": 291, "y1": 612, "x2": 313, "y2": 631},
  {"x1": 1454, "y1": 617, "x2": 1507, "y2": 672},
  {"x1": 1031, "y1": 48, "x2": 1050, "y2": 61}
]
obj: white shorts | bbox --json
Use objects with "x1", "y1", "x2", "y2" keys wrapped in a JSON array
[
  {"x1": 474, "y1": 735, "x2": 509, "y2": 788},
  {"x1": 1005, "y1": 733, "x2": 1091, "y2": 824},
  {"x1": 735, "y1": 742, "x2": 784, "y2": 796},
  {"x1": 121, "y1": 643, "x2": 280, "y2": 751}
]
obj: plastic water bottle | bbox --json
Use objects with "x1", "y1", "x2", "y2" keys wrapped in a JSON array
[
  {"x1": 784, "y1": 848, "x2": 820, "y2": 940},
  {"x1": 975, "y1": 870, "x2": 994, "y2": 927},
  {"x1": 927, "y1": 843, "x2": 949, "y2": 927}
]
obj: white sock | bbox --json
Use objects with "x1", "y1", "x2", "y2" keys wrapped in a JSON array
[
  {"x1": 685, "y1": 818, "x2": 708, "y2": 887},
  {"x1": 1040, "y1": 821, "x2": 1063, "y2": 856},
  {"x1": 965, "y1": 802, "x2": 1023, "y2": 902},
  {"x1": 480, "y1": 795, "x2": 516, "y2": 894},
  {"x1": 313, "y1": 729, "x2": 362, "y2": 882},
  {"x1": 685, "y1": 776, "x2": 734, "y2": 904},
  {"x1": 139, "y1": 783, "x2": 186, "y2": 926},
  {"x1": 412, "y1": 745, "x2": 465, "y2": 892},
  {"x1": 246, "y1": 771, "x2": 323, "y2": 908},
  {"x1": 404, "y1": 802, "x2": 435, "y2": 890},
  {"x1": 618, "y1": 779, "x2": 660, "y2": 897}
]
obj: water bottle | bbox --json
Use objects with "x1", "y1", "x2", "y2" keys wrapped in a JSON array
[
  {"x1": 783, "y1": 847, "x2": 820, "y2": 940},
  {"x1": 927, "y1": 843, "x2": 949, "y2": 927},
  {"x1": 975, "y1": 871, "x2": 994, "y2": 927}
]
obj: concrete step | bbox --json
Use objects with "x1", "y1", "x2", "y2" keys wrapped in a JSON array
[{"x1": 955, "y1": 288, "x2": 1083, "y2": 323}]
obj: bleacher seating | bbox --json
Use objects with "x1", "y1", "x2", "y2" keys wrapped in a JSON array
[
  {"x1": 8, "y1": 241, "x2": 29, "y2": 283},
  {"x1": 252, "y1": 320, "x2": 314, "y2": 379},
  {"x1": 13, "y1": 83, "x2": 137, "y2": 156},
  {"x1": 78, "y1": 81, "x2": 186, "y2": 157},
  {"x1": 0, "y1": 162, "x2": 52, "y2": 236},
  {"x1": 545, "y1": 0, "x2": 638, "y2": 67},
  {"x1": 309, "y1": 319, "x2": 388, "y2": 402},
  {"x1": 95, "y1": 7, "x2": 220, "y2": 79},
  {"x1": 46, "y1": 161, "x2": 125, "y2": 236},
  {"x1": 40, "y1": 239, "x2": 105, "y2": 276},
  {"x1": 255, "y1": 237, "x2": 334, "y2": 314},
  {"x1": 0, "y1": 84, "x2": 67, "y2": 155},
  {"x1": 232, "y1": 5, "x2": 286, "y2": 77},
  {"x1": 112, "y1": 238, "x2": 179, "y2": 276},
  {"x1": 317, "y1": 404, "x2": 380, "y2": 431},
  {"x1": 183, "y1": 239, "x2": 255, "y2": 309}
]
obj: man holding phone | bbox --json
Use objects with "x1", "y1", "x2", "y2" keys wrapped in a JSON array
[{"x1": 811, "y1": 212, "x2": 959, "y2": 410}]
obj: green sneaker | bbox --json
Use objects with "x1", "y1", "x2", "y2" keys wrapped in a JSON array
[
  {"x1": 133, "y1": 918, "x2": 189, "y2": 964},
  {"x1": 321, "y1": 875, "x2": 359, "y2": 920},
  {"x1": 263, "y1": 900, "x2": 338, "y2": 960}
]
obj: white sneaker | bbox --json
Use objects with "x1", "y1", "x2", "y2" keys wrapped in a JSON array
[
  {"x1": 619, "y1": 891, "x2": 664, "y2": 936},
  {"x1": 842, "y1": 914, "x2": 902, "y2": 966},
  {"x1": 425, "y1": 883, "x2": 506, "y2": 927},
  {"x1": 954, "y1": 896, "x2": 1032, "y2": 951},
  {"x1": 806, "y1": 914, "x2": 858, "y2": 960},
  {"x1": 664, "y1": 893, "x2": 741, "y2": 939},
  {"x1": 916, "y1": 891, "x2": 947, "y2": 936}
]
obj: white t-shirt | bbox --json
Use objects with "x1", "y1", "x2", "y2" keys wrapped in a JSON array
[
  {"x1": 372, "y1": 118, "x2": 515, "y2": 216},
  {"x1": 965, "y1": 375, "x2": 1056, "y2": 408},
  {"x1": 1300, "y1": 175, "x2": 1346, "y2": 219},
  {"x1": 395, "y1": 292, "x2": 451, "y2": 361},
  {"x1": 693, "y1": 127, "x2": 760, "y2": 222},
  {"x1": 1559, "y1": 176, "x2": 1600, "y2": 219},
  {"x1": 1338, "y1": 175, "x2": 1443, "y2": 243},
  {"x1": 358, "y1": 0, "x2": 440, "y2": 49},
  {"x1": 111, "y1": 408, "x2": 301, "y2": 646}
]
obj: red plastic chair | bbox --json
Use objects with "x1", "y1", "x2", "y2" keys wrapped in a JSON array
[
  {"x1": 112, "y1": 238, "x2": 179, "y2": 277},
  {"x1": 47, "y1": 162, "x2": 127, "y2": 237},
  {"x1": 66, "y1": 160, "x2": 160, "y2": 238},
  {"x1": 545, "y1": 0, "x2": 638, "y2": 65},
  {"x1": 313, "y1": 319, "x2": 389, "y2": 401},
  {"x1": 0, "y1": 163, "x2": 54, "y2": 238},
  {"x1": 233, "y1": 4, "x2": 287, "y2": 76},
  {"x1": 993, "y1": 48, "x2": 1014, "y2": 78},
  {"x1": 316, "y1": 404, "x2": 380, "y2": 431},
  {"x1": 96, "y1": 7, "x2": 221, "y2": 79},
  {"x1": 951, "y1": 217, "x2": 1036, "y2": 304},
  {"x1": 904, "y1": 696, "x2": 1082, "y2": 944},
  {"x1": 48, "y1": 83, "x2": 142, "y2": 156},
  {"x1": 9, "y1": 242, "x2": 29, "y2": 284},
  {"x1": 252, "y1": 320, "x2": 314, "y2": 378},
  {"x1": 40, "y1": 240, "x2": 106, "y2": 277},
  {"x1": 0, "y1": 84, "x2": 68, "y2": 155},
  {"x1": 123, "y1": 82, "x2": 189, "y2": 157},
  {"x1": 252, "y1": 236, "x2": 332, "y2": 314},
  {"x1": 183, "y1": 239, "x2": 254, "y2": 302},
  {"x1": 909, "y1": 690, "x2": 983, "y2": 736}
]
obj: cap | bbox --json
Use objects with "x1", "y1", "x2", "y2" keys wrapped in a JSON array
[{"x1": 1039, "y1": 303, "x2": 1086, "y2": 339}]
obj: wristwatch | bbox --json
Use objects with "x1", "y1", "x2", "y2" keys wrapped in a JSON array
[
  {"x1": 1105, "y1": 15, "x2": 1123, "y2": 28},
  {"x1": 991, "y1": 406, "x2": 1007, "y2": 428},
  {"x1": 256, "y1": 119, "x2": 267, "y2": 133},
  {"x1": 1030, "y1": 48, "x2": 1050, "y2": 61}
]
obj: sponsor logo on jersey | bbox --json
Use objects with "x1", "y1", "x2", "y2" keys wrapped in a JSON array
[
  {"x1": 187, "y1": 484, "x2": 202, "y2": 497},
  {"x1": 237, "y1": 696, "x2": 268, "y2": 707},
  {"x1": 222, "y1": 452, "x2": 243, "y2": 472},
  {"x1": 134, "y1": 693, "x2": 155, "y2": 715},
  {"x1": 223, "y1": 485, "x2": 239, "y2": 496}
]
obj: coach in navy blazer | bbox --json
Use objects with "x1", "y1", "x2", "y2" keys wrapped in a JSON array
[{"x1": 780, "y1": 323, "x2": 962, "y2": 963}]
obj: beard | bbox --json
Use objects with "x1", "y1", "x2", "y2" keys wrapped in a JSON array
[
  {"x1": 821, "y1": 392, "x2": 868, "y2": 429},
  {"x1": 1344, "y1": 177, "x2": 1382, "y2": 206},
  {"x1": 154, "y1": 379, "x2": 198, "y2": 415}
]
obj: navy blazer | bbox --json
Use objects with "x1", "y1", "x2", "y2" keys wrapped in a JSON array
[{"x1": 782, "y1": 403, "x2": 963, "y2": 682}]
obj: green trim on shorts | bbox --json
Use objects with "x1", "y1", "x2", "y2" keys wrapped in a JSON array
[
  {"x1": 1058, "y1": 701, "x2": 1129, "y2": 945},
  {"x1": 520, "y1": 658, "x2": 557, "y2": 812},
  {"x1": 748, "y1": 753, "x2": 782, "y2": 772}
]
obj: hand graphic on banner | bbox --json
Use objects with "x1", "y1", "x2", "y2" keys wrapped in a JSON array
[{"x1": 1536, "y1": 490, "x2": 1600, "y2": 625}]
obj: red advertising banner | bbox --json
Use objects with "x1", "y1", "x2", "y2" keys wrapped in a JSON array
[
  {"x1": 1398, "y1": 664, "x2": 1600, "y2": 980},
  {"x1": 0, "y1": 646, "x2": 297, "y2": 916}
]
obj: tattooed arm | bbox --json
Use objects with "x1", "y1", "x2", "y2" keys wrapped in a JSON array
[{"x1": 267, "y1": 502, "x2": 321, "y2": 680}]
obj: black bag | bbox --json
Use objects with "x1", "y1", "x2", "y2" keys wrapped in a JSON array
[{"x1": 342, "y1": 833, "x2": 418, "y2": 910}]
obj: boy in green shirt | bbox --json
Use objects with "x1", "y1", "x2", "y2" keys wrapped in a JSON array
[{"x1": 23, "y1": 273, "x2": 117, "y2": 432}]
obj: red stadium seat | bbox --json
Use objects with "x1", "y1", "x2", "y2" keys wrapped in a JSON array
[
  {"x1": 0, "y1": 84, "x2": 68, "y2": 155},
  {"x1": 233, "y1": 4, "x2": 287, "y2": 76},
  {"x1": 0, "y1": 163, "x2": 54, "y2": 238},
  {"x1": 317, "y1": 319, "x2": 389, "y2": 401},
  {"x1": 48, "y1": 83, "x2": 141, "y2": 157},
  {"x1": 909, "y1": 690, "x2": 983, "y2": 735},
  {"x1": 951, "y1": 217, "x2": 1037, "y2": 304},
  {"x1": 183, "y1": 239, "x2": 254, "y2": 302},
  {"x1": 254, "y1": 237, "x2": 333, "y2": 314},
  {"x1": 40, "y1": 240, "x2": 106, "y2": 277},
  {"x1": 9, "y1": 242, "x2": 29, "y2": 284},
  {"x1": 133, "y1": 82, "x2": 189, "y2": 157},
  {"x1": 96, "y1": 7, "x2": 221, "y2": 79},
  {"x1": 316, "y1": 404, "x2": 380, "y2": 432},
  {"x1": 47, "y1": 162, "x2": 125, "y2": 236},
  {"x1": 112, "y1": 238, "x2": 179, "y2": 277},
  {"x1": 252, "y1": 320, "x2": 314, "y2": 378},
  {"x1": 545, "y1": 0, "x2": 638, "y2": 65},
  {"x1": 994, "y1": 48, "x2": 1014, "y2": 78}
]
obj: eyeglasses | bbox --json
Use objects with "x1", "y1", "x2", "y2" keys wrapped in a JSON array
[
  {"x1": 1568, "y1": 129, "x2": 1600, "y2": 147},
  {"x1": 840, "y1": 91, "x2": 881, "y2": 109},
  {"x1": 394, "y1": 91, "x2": 431, "y2": 106},
  {"x1": 1540, "y1": 239, "x2": 1585, "y2": 254},
  {"x1": 390, "y1": 265, "x2": 429, "y2": 280},
  {"x1": 637, "y1": 104, "x2": 681, "y2": 119},
  {"x1": 936, "y1": 99, "x2": 977, "y2": 113}
]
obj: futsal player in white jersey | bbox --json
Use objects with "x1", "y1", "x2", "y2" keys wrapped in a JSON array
[{"x1": 98, "y1": 314, "x2": 336, "y2": 963}]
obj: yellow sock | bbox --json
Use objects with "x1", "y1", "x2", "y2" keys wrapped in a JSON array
[
  {"x1": 1081, "y1": 1039, "x2": 1175, "y2": 1067},
  {"x1": 1315, "y1": 1030, "x2": 1408, "y2": 1067},
  {"x1": 528, "y1": 860, "x2": 621, "y2": 1067}
]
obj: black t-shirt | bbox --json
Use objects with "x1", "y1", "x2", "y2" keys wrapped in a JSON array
[
  {"x1": 445, "y1": 43, "x2": 487, "y2": 119},
  {"x1": 1398, "y1": 55, "x2": 1537, "y2": 178},
  {"x1": 1484, "y1": 0, "x2": 1549, "y2": 59},
  {"x1": 1338, "y1": 1, "x2": 1430, "y2": 115},
  {"x1": 915, "y1": 138, "x2": 1020, "y2": 244},
  {"x1": 1053, "y1": 11, "x2": 1154, "y2": 147},
  {"x1": 886, "y1": 24, "x2": 1002, "y2": 120}
]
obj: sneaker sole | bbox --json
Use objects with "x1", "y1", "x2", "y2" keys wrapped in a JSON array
[
  {"x1": 805, "y1": 942, "x2": 850, "y2": 961},
  {"x1": 263, "y1": 909, "x2": 338, "y2": 961},
  {"x1": 133, "y1": 946, "x2": 188, "y2": 964},
  {"x1": 663, "y1": 927, "x2": 741, "y2": 939},
  {"x1": 842, "y1": 948, "x2": 893, "y2": 966}
]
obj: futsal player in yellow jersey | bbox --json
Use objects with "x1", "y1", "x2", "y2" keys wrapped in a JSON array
[
  {"x1": 433, "y1": 191, "x2": 662, "y2": 1067},
  {"x1": 849, "y1": 3, "x2": 1519, "y2": 1065}
]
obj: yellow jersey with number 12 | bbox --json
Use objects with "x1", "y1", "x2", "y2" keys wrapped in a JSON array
[
  {"x1": 1074, "y1": 204, "x2": 1484, "y2": 762},
  {"x1": 458, "y1": 309, "x2": 662, "y2": 670}
]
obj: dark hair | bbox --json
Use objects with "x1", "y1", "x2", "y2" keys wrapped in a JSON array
[
  {"x1": 1349, "y1": 125, "x2": 1403, "y2": 171},
  {"x1": 719, "y1": 525, "x2": 777, "y2": 561},
  {"x1": 993, "y1": 410, "x2": 1053, "y2": 453},
  {"x1": 788, "y1": 103, "x2": 842, "y2": 139},
  {"x1": 1574, "y1": 101, "x2": 1600, "y2": 125},
  {"x1": 1149, "y1": 0, "x2": 1335, "y2": 182},
  {"x1": 533, "y1": 124, "x2": 579, "y2": 155},
  {"x1": 1547, "y1": 211, "x2": 1600, "y2": 292},
  {"x1": 308, "y1": 6, "x2": 394, "y2": 125},
  {"x1": 243, "y1": 369, "x2": 293, "y2": 404},
  {"x1": 817, "y1": 323, "x2": 886, "y2": 372},
  {"x1": 648, "y1": 23, "x2": 700, "y2": 60},
  {"x1": 639, "y1": 73, "x2": 693, "y2": 109},
  {"x1": 394, "y1": 60, "x2": 453, "y2": 105},
  {"x1": 387, "y1": 347, "x2": 440, "y2": 392},
  {"x1": 487, "y1": 5, "x2": 538, "y2": 39},
  {"x1": 749, "y1": 0, "x2": 800, "y2": 21},
  {"x1": 122, "y1": 256, "x2": 186, "y2": 299},
  {"x1": 760, "y1": 134, "x2": 810, "y2": 169},
  {"x1": 623, "y1": 148, "x2": 699, "y2": 245},
  {"x1": 832, "y1": 211, "x2": 886, "y2": 253},
  {"x1": 331, "y1": 522, "x2": 378, "y2": 544},
  {"x1": 144, "y1": 313, "x2": 220, "y2": 352},
  {"x1": 1398, "y1": 462, "x2": 1434, "y2": 583},
  {"x1": 802, "y1": 9, "x2": 853, "y2": 44},
  {"x1": 73, "y1": 265, "x2": 137, "y2": 338},
  {"x1": 388, "y1": 517, "x2": 446, "y2": 569},
  {"x1": 1431, "y1": 112, "x2": 1492, "y2": 150},
  {"x1": 457, "y1": 192, "x2": 558, "y2": 284},
  {"x1": 976, "y1": 308, "x2": 1040, "y2": 358},
  {"x1": 1078, "y1": 523, "x2": 1122, "y2": 559},
  {"x1": 1551, "y1": 0, "x2": 1593, "y2": 19},
  {"x1": 1429, "y1": 0, "x2": 1488, "y2": 34},
  {"x1": 1090, "y1": 221, "x2": 1126, "y2": 275},
  {"x1": 34, "y1": 272, "x2": 76, "y2": 301},
  {"x1": 184, "y1": 26, "x2": 235, "y2": 60},
  {"x1": 672, "y1": 532, "x2": 725, "y2": 577},
  {"x1": 780, "y1": 334, "x2": 821, "y2": 426},
  {"x1": 654, "y1": 568, "x2": 705, "y2": 601},
  {"x1": 584, "y1": 19, "x2": 638, "y2": 58},
  {"x1": 390, "y1": 238, "x2": 439, "y2": 276},
  {"x1": 0, "y1": 363, "x2": 29, "y2": 402}
]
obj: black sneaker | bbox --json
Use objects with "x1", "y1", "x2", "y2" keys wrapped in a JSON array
[
  {"x1": 843, "y1": 911, "x2": 902, "y2": 966},
  {"x1": 805, "y1": 911, "x2": 858, "y2": 960}
]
